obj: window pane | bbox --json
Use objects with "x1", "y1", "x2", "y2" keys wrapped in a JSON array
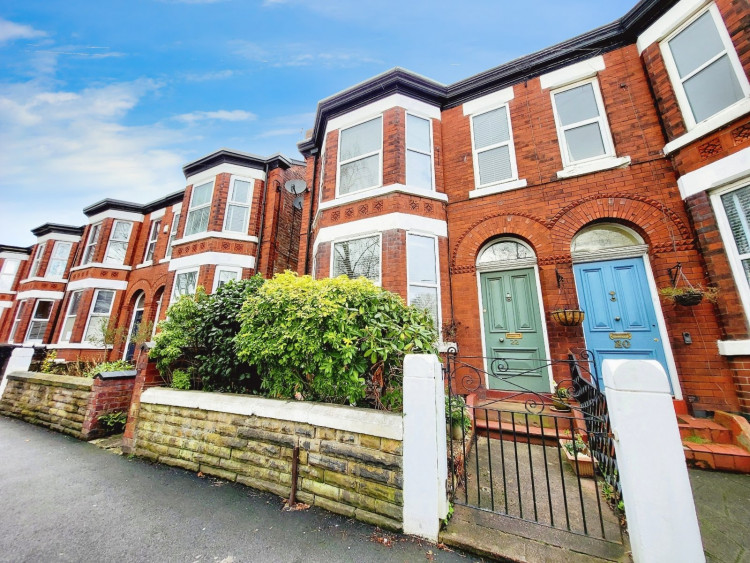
[
  {"x1": 84, "y1": 317, "x2": 109, "y2": 342},
  {"x1": 105, "y1": 241, "x2": 128, "y2": 264},
  {"x1": 669, "y1": 11, "x2": 724, "y2": 78},
  {"x1": 683, "y1": 55, "x2": 744, "y2": 123},
  {"x1": 564, "y1": 122, "x2": 606, "y2": 161},
  {"x1": 408, "y1": 234, "x2": 437, "y2": 284},
  {"x1": 93, "y1": 291, "x2": 114, "y2": 314},
  {"x1": 217, "y1": 269, "x2": 239, "y2": 287},
  {"x1": 27, "y1": 321, "x2": 48, "y2": 341},
  {"x1": 52, "y1": 241, "x2": 72, "y2": 259},
  {"x1": 478, "y1": 241, "x2": 534, "y2": 264},
  {"x1": 407, "y1": 114, "x2": 431, "y2": 153},
  {"x1": 572, "y1": 225, "x2": 642, "y2": 253},
  {"x1": 554, "y1": 83, "x2": 599, "y2": 126},
  {"x1": 743, "y1": 259, "x2": 750, "y2": 287},
  {"x1": 473, "y1": 107, "x2": 510, "y2": 149},
  {"x1": 0, "y1": 259, "x2": 19, "y2": 292},
  {"x1": 231, "y1": 180, "x2": 252, "y2": 204},
  {"x1": 225, "y1": 205, "x2": 249, "y2": 233},
  {"x1": 175, "y1": 271, "x2": 198, "y2": 297},
  {"x1": 339, "y1": 154, "x2": 380, "y2": 194},
  {"x1": 185, "y1": 207, "x2": 210, "y2": 235},
  {"x1": 340, "y1": 117, "x2": 382, "y2": 161},
  {"x1": 409, "y1": 286, "x2": 439, "y2": 326},
  {"x1": 333, "y1": 236, "x2": 380, "y2": 282},
  {"x1": 477, "y1": 145, "x2": 512, "y2": 185},
  {"x1": 722, "y1": 187, "x2": 750, "y2": 255},
  {"x1": 192, "y1": 182, "x2": 212, "y2": 206},
  {"x1": 112, "y1": 221, "x2": 132, "y2": 241},
  {"x1": 406, "y1": 150, "x2": 433, "y2": 189},
  {"x1": 33, "y1": 300, "x2": 52, "y2": 320},
  {"x1": 68, "y1": 292, "x2": 82, "y2": 316}
]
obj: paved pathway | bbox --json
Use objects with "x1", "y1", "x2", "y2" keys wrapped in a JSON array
[
  {"x1": 0, "y1": 416, "x2": 472, "y2": 563},
  {"x1": 690, "y1": 468, "x2": 750, "y2": 563}
]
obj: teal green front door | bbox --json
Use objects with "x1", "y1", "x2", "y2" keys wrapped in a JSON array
[{"x1": 480, "y1": 268, "x2": 549, "y2": 392}]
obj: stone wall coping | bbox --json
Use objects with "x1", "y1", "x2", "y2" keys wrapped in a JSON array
[
  {"x1": 94, "y1": 370, "x2": 138, "y2": 380},
  {"x1": 6, "y1": 371, "x2": 93, "y2": 391},
  {"x1": 140, "y1": 387, "x2": 404, "y2": 441}
]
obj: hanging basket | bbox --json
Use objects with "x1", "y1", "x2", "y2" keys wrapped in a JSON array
[
  {"x1": 551, "y1": 309, "x2": 585, "y2": 326},
  {"x1": 674, "y1": 290, "x2": 704, "y2": 307}
]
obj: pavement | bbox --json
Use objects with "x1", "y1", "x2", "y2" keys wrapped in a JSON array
[
  {"x1": 689, "y1": 468, "x2": 750, "y2": 563},
  {"x1": 0, "y1": 416, "x2": 475, "y2": 563}
]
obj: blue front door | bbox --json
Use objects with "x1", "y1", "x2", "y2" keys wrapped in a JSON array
[{"x1": 573, "y1": 257, "x2": 671, "y2": 390}]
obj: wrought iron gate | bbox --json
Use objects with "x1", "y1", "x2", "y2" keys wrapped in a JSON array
[{"x1": 444, "y1": 348, "x2": 624, "y2": 543}]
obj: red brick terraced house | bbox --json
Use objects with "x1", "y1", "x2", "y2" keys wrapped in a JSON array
[
  {"x1": 1, "y1": 0, "x2": 749, "y2": 420},
  {"x1": 295, "y1": 0, "x2": 750, "y2": 416},
  {"x1": 0, "y1": 150, "x2": 305, "y2": 364}
]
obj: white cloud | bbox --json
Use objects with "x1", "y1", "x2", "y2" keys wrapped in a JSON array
[
  {"x1": 174, "y1": 109, "x2": 257, "y2": 123},
  {"x1": 231, "y1": 40, "x2": 381, "y2": 68},
  {"x1": 184, "y1": 69, "x2": 235, "y2": 82},
  {"x1": 0, "y1": 18, "x2": 45, "y2": 44},
  {"x1": 0, "y1": 79, "x2": 190, "y2": 245}
]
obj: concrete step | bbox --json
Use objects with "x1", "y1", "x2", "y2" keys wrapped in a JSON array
[{"x1": 683, "y1": 441, "x2": 750, "y2": 473}]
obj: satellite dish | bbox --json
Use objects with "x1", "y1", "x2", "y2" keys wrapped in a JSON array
[
  {"x1": 293, "y1": 196, "x2": 304, "y2": 211},
  {"x1": 284, "y1": 179, "x2": 307, "y2": 195}
]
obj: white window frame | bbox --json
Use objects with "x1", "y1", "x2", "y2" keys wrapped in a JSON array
[
  {"x1": 469, "y1": 103, "x2": 520, "y2": 190},
  {"x1": 165, "y1": 213, "x2": 181, "y2": 259},
  {"x1": 10, "y1": 300, "x2": 27, "y2": 342},
  {"x1": 212, "y1": 266, "x2": 243, "y2": 292},
  {"x1": 550, "y1": 77, "x2": 616, "y2": 168},
  {"x1": 0, "y1": 259, "x2": 20, "y2": 292},
  {"x1": 144, "y1": 219, "x2": 161, "y2": 262},
  {"x1": 335, "y1": 115, "x2": 383, "y2": 198},
  {"x1": 184, "y1": 180, "x2": 215, "y2": 237},
  {"x1": 406, "y1": 232, "x2": 442, "y2": 335},
  {"x1": 46, "y1": 241, "x2": 72, "y2": 279},
  {"x1": 711, "y1": 178, "x2": 750, "y2": 322},
  {"x1": 660, "y1": 3, "x2": 750, "y2": 130},
  {"x1": 222, "y1": 176, "x2": 254, "y2": 234},
  {"x1": 29, "y1": 242, "x2": 46, "y2": 278},
  {"x1": 172, "y1": 267, "x2": 201, "y2": 301},
  {"x1": 59, "y1": 290, "x2": 83, "y2": 343},
  {"x1": 82, "y1": 223, "x2": 102, "y2": 265},
  {"x1": 104, "y1": 220, "x2": 133, "y2": 265},
  {"x1": 83, "y1": 289, "x2": 116, "y2": 344},
  {"x1": 405, "y1": 112, "x2": 435, "y2": 191},
  {"x1": 330, "y1": 233, "x2": 382, "y2": 286},
  {"x1": 318, "y1": 144, "x2": 326, "y2": 207},
  {"x1": 25, "y1": 299, "x2": 53, "y2": 344}
]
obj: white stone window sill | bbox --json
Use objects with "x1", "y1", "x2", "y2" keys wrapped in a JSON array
[
  {"x1": 69, "y1": 263, "x2": 132, "y2": 272},
  {"x1": 135, "y1": 261, "x2": 154, "y2": 269},
  {"x1": 663, "y1": 98, "x2": 750, "y2": 155},
  {"x1": 18, "y1": 277, "x2": 69, "y2": 284},
  {"x1": 717, "y1": 339, "x2": 750, "y2": 356},
  {"x1": 321, "y1": 183, "x2": 448, "y2": 211},
  {"x1": 468, "y1": 179, "x2": 528, "y2": 199},
  {"x1": 173, "y1": 232, "x2": 259, "y2": 247},
  {"x1": 556, "y1": 156, "x2": 631, "y2": 179}
]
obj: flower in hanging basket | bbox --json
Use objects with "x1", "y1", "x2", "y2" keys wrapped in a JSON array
[
  {"x1": 550, "y1": 309, "x2": 585, "y2": 326},
  {"x1": 659, "y1": 286, "x2": 719, "y2": 307}
]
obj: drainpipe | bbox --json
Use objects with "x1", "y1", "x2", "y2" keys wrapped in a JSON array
[
  {"x1": 255, "y1": 161, "x2": 271, "y2": 276},
  {"x1": 303, "y1": 150, "x2": 319, "y2": 275},
  {"x1": 269, "y1": 181, "x2": 283, "y2": 276}
]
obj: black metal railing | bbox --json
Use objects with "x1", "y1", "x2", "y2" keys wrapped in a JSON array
[{"x1": 443, "y1": 349, "x2": 624, "y2": 543}]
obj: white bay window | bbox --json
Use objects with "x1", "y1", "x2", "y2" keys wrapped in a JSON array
[
  {"x1": 47, "y1": 241, "x2": 72, "y2": 279},
  {"x1": 173, "y1": 268, "x2": 200, "y2": 300},
  {"x1": 332, "y1": 235, "x2": 381, "y2": 283},
  {"x1": 406, "y1": 114, "x2": 434, "y2": 190},
  {"x1": 104, "y1": 221, "x2": 133, "y2": 265},
  {"x1": 337, "y1": 117, "x2": 382, "y2": 196},
  {"x1": 83, "y1": 289, "x2": 115, "y2": 343},
  {"x1": 223, "y1": 179, "x2": 253, "y2": 234},
  {"x1": 407, "y1": 233, "x2": 440, "y2": 328},
  {"x1": 185, "y1": 181, "x2": 214, "y2": 236}
]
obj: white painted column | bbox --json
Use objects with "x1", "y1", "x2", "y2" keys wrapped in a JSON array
[
  {"x1": 402, "y1": 354, "x2": 449, "y2": 541},
  {"x1": 602, "y1": 359, "x2": 705, "y2": 563},
  {"x1": 0, "y1": 347, "x2": 34, "y2": 399}
]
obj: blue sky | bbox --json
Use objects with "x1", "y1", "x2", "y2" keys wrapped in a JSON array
[{"x1": 0, "y1": 0, "x2": 636, "y2": 246}]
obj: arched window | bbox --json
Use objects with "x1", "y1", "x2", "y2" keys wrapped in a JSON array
[
  {"x1": 571, "y1": 224, "x2": 647, "y2": 262},
  {"x1": 477, "y1": 239, "x2": 536, "y2": 271}
]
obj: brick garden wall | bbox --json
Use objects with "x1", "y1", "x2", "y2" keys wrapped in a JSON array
[
  {"x1": 134, "y1": 388, "x2": 404, "y2": 530},
  {"x1": 0, "y1": 371, "x2": 136, "y2": 439}
]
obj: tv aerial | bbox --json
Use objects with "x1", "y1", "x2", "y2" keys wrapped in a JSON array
[{"x1": 284, "y1": 179, "x2": 307, "y2": 195}]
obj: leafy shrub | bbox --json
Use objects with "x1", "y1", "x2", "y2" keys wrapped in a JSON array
[
  {"x1": 170, "y1": 369, "x2": 191, "y2": 390},
  {"x1": 196, "y1": 277, "x2": 264, "y2": 393},
  {"x1": 234, "y1": 272, "x2": 437, "y2": 410},
  {"x1": 98, "y1": 411, "x2": 128, "y2": 433},
  {"x1": 149, "y1": 278, "x2": 264, "y2": 392},
  {"x1": 84, "y1": 360, "x2": 134, "y2": 379}
]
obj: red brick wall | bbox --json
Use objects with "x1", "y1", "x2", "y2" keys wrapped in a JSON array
[{"x1": 81, "y1": 375, "x2": 137, "y2": 439}]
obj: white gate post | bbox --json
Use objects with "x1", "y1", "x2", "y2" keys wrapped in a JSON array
[
  {"x1": 402, "y1": 354, "x2": 449, "y2": 541},
  {"x1": 0, "y1": 347, "x2": 34, "y2": 399},
  {"x1": 602, "y1": 359, "x2": 704, "y2": 563}
]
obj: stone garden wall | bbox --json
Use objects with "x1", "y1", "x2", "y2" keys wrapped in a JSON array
[
  {"x1": 134, "y1": 388, "x2": 404, "y2": 530},
  {"x1": 0, "y1": 371, "x2": 136, "y2": 440}
]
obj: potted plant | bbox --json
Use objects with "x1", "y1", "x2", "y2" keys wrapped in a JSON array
[
  {"x1": 445, "y1": 395, "x2": 472, "y2": 440},
  {"x1": 550, "y1": 382, "x2": 571, "y2": 412},
  {"x1": 550, "y1": 309, "x2": 585, "y2": 326},
  {"x1": 659, "y1": 285, "x2": 719, "y2": 307},
  {"x1": 560, "y1": 434, "x2": 594, "y2": 477}
]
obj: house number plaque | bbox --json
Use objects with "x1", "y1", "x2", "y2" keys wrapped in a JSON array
[
  {"x1": 609, "y1": 332, "x2": 632, "y2": 349},
  {"x1": 506, "y1": 333, "x2": 523, "y2": 346}
]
